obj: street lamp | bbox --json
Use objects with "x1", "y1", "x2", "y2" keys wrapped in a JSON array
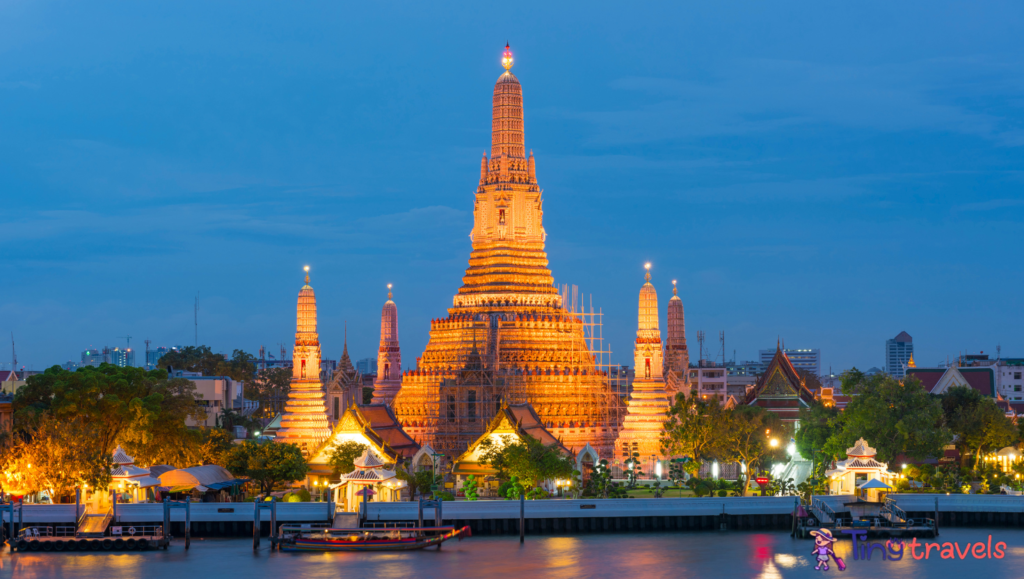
[{"x1": 769, "y1": 438, "x2": 779, "y2": 449}]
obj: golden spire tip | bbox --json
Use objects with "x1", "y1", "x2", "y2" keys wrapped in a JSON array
[
  {"x1": 303, "y1": 265, "x2": 310, "y2": 284},
  {"x1": 502, "y1": 43, "x2": 514, "y2": 71}
]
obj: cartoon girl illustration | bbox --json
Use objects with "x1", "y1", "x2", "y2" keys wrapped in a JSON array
[{"x1": 809, "y1": 528, "x2": 845, "y2": 571}]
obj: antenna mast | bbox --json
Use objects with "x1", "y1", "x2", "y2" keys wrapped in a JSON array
[
  {"x1": 696, "y1": 330, "x2": 705, "y2": 366},
  {"x1": 11, "y1": 332, "x2": 16, "y2": 373},
  {"x1": 720, "y1": 331, "x2": 725, "y2": 366}
]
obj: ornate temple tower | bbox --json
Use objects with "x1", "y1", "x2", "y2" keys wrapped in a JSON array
[
  {"x1": 275, "y1": 267, "x2": 331, "y2": 455},
  {"x1": 372, "y1": 284, "x2": 402, "y2": 404},
  {"x1": 393, "y1": 45, "x2": 619, "y2": 458},
  {"x1": 664, "y1": 279, "x2": 689, "y2": 383},
  {"x1": 325, "y1": 325, "x2": 362, "y2": 423},
  {"x1": 615, "y1": 264, "x2": 672, "y2": 460}
]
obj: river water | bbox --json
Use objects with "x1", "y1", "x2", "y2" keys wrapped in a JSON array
[{"x1": 2, "y1": 529, "x2": 1023, "y2": 579}]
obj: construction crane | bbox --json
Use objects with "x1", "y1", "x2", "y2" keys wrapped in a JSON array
[{"x1": 117, "y1": 335, "x2": 133, "y2": 350}]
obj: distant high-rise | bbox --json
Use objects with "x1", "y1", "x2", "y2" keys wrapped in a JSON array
[
  {"x1": 110, "y1": 347, "x2": 135, "y2": 368},
  {"x1": 147, "y1": 346, "x2": 174, "y2": 369},
  {"x1": 81, "y1": 348, "x2": 109, "y2": 367},
  {"x1": 356, "y1": 357, "x2": 378, "y2": 376},
  {"x1": 759, "y1": 348, "x2": 820, "y2": 377},
  {"x1": 885, "y1": 331, "x2": 914, "y2": 378}
]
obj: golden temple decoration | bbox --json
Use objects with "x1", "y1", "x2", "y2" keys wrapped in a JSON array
[{"x1": 372, "y1": 284, "x2": 402, "y2": 404}]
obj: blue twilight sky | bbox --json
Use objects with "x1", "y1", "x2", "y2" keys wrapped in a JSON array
[{"x1": 1, "y1": 1, "x2": 1022, "y2": 374}]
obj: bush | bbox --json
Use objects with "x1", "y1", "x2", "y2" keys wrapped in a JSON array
[
  {"x1": 527, "y1": 487, "x2": 548, "y2": 500},
  {"x1": 717, "y1": 490, "x2": 727, "y2": 497},
  {"x1": 437, "y1": 491, "x2": 454, "y2": 501}
]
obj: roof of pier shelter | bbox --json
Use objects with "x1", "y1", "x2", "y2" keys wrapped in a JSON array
[
  {"x1": 452, "y1": 403, "x2": 572, "y2": 477},
  {"x1": 158, "y1": 464, "x2": 246, "y2": 492}
]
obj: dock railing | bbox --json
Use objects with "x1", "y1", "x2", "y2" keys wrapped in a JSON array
[{"x1": 809, "y1": 497, "x2": 837, "y2": 526}]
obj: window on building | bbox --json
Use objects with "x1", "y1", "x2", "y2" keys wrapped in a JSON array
[
  {"x1": 468, "y1": 390, "x2": 477, "y2": 420},
  {"x1": 333, "y1": 396, "x2": 340, "y2": 418},
  {"x1": 645, "y1": 358, "x2": 651, "y2": 379},
  {"x1": 383, "y1": 363, "x2": 390, "y2": 380},
  {"x1": 1016, "y1": 372, "x2": 1022, "y2": 380},
  {"x1": 498, "y1": 209, "x2": 506, "y2": 225},
  {"x1": 447, "y1": 395, "x2": 456, "y2": 421},
  {"x1": 301, "y1": 359, "x2": 306, "y2": 379}
]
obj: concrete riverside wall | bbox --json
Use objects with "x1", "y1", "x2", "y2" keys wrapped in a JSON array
[
  {"x1": 888, "y1": 494, "x2": 1024, "y2": 529},
  {"x1": 364, "y1": 497, "x2": 801, "y2": 536}
]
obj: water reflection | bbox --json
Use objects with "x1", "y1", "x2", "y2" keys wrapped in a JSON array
[{"x1": 1, "y1": 529, "x2": 1022, "y2": 579}]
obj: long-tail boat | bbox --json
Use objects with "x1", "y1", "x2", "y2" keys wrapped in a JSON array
[{"x1": 279, "y1": 525, "x2": 471, "y2": 552}]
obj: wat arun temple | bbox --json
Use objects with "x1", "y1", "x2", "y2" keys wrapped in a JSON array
[
  {"x1": 276, "y1": 46, "x2": 694, "y2": 462},
  {"x1": 391, "y1": 45, "x2": 628, "y2": 458}
]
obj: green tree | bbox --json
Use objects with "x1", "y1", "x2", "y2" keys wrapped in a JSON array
[
  {"x1": 224, "y1": 440, "x2": 309, "y2": 494},
  {"x1": 826, "y1": 374, "x2": 950, "y2": 463},
  {"x1": 249, "y1": 367, "x2": 292, "y2": 420},
  {"x1": 661, "y1": 392, "x2": 730, "y2": 474},
  {"x1": 623, "y1": 451, "x2": 644, "y2": 488},
  {"x1": 719, "y1": 405, "x2": 784, "y2": 495},
  {"x1": 199, "y1": 428, "x2": 236, "y2": 466},
  {"x1": 795, "y1": 401, "x2": 843, "y2": 476},
  {"x1": 14, "y1": 365, "x2": 206, "y2": 465},
  {"x1": 941, "y1": 386, "x2": 1018, "y2": 468},
  {"x1": 478, "y1": 434, "x2": 574, "y2": 489},
  {"x1": 215, "y1": 350, "x2": 257, "y2": 383},
  {"x1": 14, "y1": 416, "x2": 112, "y2": 502},
  {"x1": 157, "y1": 345, "x2": 224, "y2": 376},
  {"x1": 326, "y1": 441, "x2": 369, "y2": 476},
  {"x1": 461, "y1": 475, "x2": 479, "y2": 500}
]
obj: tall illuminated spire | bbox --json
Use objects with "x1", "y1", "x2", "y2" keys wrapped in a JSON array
[
  {"x1": 665, "y1": 278, "x2": 689, "y2": 376},
  {"x1": 275, "y1": 266, "x2": 331, "y2": 454},
  {"x1": 615, "y1": 263, "x2": 671, "y2": 461},
  {"x1": 372, "y1": 284, "x2": 402, "y2": 404}
]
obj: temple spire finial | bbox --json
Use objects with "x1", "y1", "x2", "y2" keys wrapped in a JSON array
[
  {"x1": 644, "y1": 262, "x2": 651, "y2": 282},
  {"x1": 304, "y1": 265, "x2": 310, "y2": 285},
  {"x1": 672, "y1": 279, "x2": 678, "y2": 296},
  {"x1": 387, "y1": 283, "x2": 393, "y2": 301},
  {"x1": 502, "y1": 43, "x2": 513, "y2": 71}
]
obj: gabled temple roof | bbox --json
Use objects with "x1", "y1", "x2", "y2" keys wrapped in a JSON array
[
  {"x1": 308, "y1": 404, "x2": 421, "y2": 468},
  {"x1": 453, "y1": 403, "x2": 571, "y2": 476},
  {"x1": 743, "y1": 344, "x2": 816, "y2": 407}
]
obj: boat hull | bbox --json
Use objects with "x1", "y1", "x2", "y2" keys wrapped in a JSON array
[{"x1": 280, "y1": 526, "x2": 471, "y2": 552}]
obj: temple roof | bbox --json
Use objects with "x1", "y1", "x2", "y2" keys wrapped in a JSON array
[
  {"x1": 453, "y1": 403, "x2": 571, "y2": 475},
  {"x1": 743, "y1": 344, "x2": 816, "y2": 407},
  {"x1": 112, "y1": 445, "x2": 134, "y2": 465},
  {"x1": 308, "y1": 404, "x2": 420, "y2": 465},
  {"x1": 846, "y1": 437, "x2": 876, "y2": 458}
]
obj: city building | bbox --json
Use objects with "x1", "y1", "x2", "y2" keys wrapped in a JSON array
[
  {"x1": 110, "y1": 347, "x2": 135, "y2": 368},
  {"x1": 884, "y1": 331, "x2": 914, "y2": 378},
  {"x1": 743, "y1": 344, "x2": 817, "y2": 422},
  {"x1": 615, "y1": 264, "x2": 672, "y2": 461},
  {"x1": 356, "y1": 358, "x2": 378, "y2": 376},
  {"x1": 274, "y1": 267, "x2": 331, "y2": 456},
  {"x1": 183, "y1": 376, "x2": 254, "y2": 427},
  {"x1": 81, "y1": 347, "x2": 109, "y2": 367},
  {"x1": 1, "y1": 370, "x2": 25, "y2": 395},
  {"x1": 688, "y1": 363, "x2": 729, "y2": 404},
  {"x1": 759, "y1": 348, "x2": 820, "y2": 377},
  {"x1": 372, "y1": 284, "x2": 402, "y2": 404},
  {"x1": 147, "y1": 346, "x2": 171, "y2": 369},
  {"x1": 727, "y1": 360, "x2": 766, "y2": 377},
  {"x1": 392, "y1": 46, "x2": 620, "y2": 458},
  {"x1": 944, "y1": 354, "x2": 1024, "y2": 400}
]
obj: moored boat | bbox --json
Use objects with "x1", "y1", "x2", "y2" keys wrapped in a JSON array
[{"x1": 279, "y1": 525, "x2": 471, "y2": 552}]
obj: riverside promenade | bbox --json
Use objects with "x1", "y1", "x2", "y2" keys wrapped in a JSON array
[{"x1": 5, "y1": 494, "x2": 1024, "y2": 539}]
